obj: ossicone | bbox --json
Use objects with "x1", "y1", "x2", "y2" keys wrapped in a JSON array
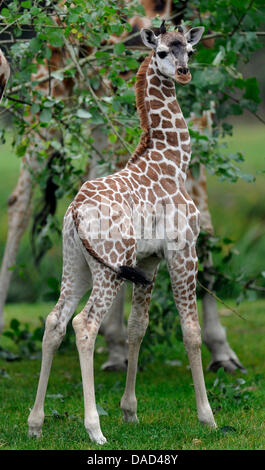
[{"x1": 159, "y1": 19, "x2": 167, "y2": 35}]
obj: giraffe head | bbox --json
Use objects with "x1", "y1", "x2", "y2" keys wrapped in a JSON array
[{"x1": 140, "y1": 21, "x2": 204, "y2": 85}]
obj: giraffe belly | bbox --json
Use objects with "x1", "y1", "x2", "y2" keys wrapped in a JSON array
[{"x1": 136, "y1": 238, "x2": 164, "y2": 260}]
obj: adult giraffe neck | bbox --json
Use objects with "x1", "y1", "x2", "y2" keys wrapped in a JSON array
[{"x1": 128, "y1": 53, "x2": 191, "y2": 178}]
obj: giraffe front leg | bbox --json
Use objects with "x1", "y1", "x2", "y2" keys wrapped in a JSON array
[
  {"x1": 167, "y1": 247, "x2": 216, "y2": 428},
  {"x1": 120, "y1": 257, "x2": 159, "y2": 423}
]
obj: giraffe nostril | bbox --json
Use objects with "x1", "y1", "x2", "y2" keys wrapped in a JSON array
[{"x1": 177, "y1": 67, "x2": 189, "y2": 75}]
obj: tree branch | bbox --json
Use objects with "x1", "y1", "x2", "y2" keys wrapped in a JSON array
[
  {"x1": 197, "y1": 280, "x2": 248, "y2": 321},
  {"x1": 223, "y1": 91, "x2": 265, "y2": 125},
  {"x1": 231, "y1": 0, "x2": 256, "y2": 36}
]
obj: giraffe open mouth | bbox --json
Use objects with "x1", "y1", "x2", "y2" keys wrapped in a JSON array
[{"x1": 175, "y1": 72, "x2": 192, "y2": 85}]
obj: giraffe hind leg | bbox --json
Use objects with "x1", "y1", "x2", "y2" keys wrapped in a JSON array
[
  {"x1": 72, "y1": 266, "x2": 124, "y2": 444},
  {"x1": 28, "y1": 224, "x2": 91, "y2": 438}
]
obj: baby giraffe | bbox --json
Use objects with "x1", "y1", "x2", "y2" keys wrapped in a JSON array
[{"x1": 28, "y1": 22, "x2": 216, "y2": 444}]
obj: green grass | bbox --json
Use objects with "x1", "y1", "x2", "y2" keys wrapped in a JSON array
[{"x1": 0, "y1": 298, "x2": 264, "y2": 450}]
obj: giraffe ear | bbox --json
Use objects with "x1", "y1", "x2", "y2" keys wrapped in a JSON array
[
  {"x1": 185, "y1": 27, "x2": 205, "y2": 46},
  {"x1": 140, "y1": 29, "x2": 158, "y2": 49}
]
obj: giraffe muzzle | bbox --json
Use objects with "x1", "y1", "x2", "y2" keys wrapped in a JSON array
[
  {"x1": 176, "y1": 67, "x2": 192, "y2": 84},
  {"x1": 177, "y1": 67, "x2": 189, "y2": 75}
]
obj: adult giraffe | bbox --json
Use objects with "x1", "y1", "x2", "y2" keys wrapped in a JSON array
[
  {"x1": 0, "y1": 48, "x2": 10, "y2": 102},
  {"x1": 0, "y1": 1, "x2": 245, "y2": 373},
  {"x1": 28, "y1": 24, "x2": 216, "y2": 444}
]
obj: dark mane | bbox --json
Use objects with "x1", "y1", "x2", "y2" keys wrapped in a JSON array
[{"x1": 128, "y1": 53, "x2": 153, "y2": 165}]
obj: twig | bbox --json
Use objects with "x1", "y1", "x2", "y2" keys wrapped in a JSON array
[
  {"x1": 223, "y1": 91, "x2": 265, "y2": 125},
  {"x1": 203, "y1": 30, "x2": 265, "y2": 40},
  {"x1": 197, "y1": 280, "x2": 248, "y2": 321},
  {"x1": 231, "y1": 0, "x2": 256, "y2": 36},
  {"x1": 63, "y1": 36, "x2": 85, "y2": 81},
  {"x1": 6, "y1": 94, "x2": 32, "y2": 106}
]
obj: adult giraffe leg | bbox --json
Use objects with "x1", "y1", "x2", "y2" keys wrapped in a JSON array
[
  {"x1": 0, "y1": 165, "x2": 33, "y2": 332},
  {"x1": 201, "y1": 251, "x2": 246, "y2": 372},
  {"x1": 186, "y1": 166, "x2": 246, "y2": 372},
  {"x1": 120, "y1": 256, "x2": 159, "y2": 423}
]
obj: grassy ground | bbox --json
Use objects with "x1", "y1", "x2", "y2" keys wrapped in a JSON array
[{"x1": 0, "y1": 298, "x2": 264, "y2": 450}]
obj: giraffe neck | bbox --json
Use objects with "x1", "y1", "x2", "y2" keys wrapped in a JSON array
[{"x1": 129, "y1": 53, "x2": 191, "y2": 179}]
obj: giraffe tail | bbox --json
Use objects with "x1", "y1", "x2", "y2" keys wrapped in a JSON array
[{"x1": 117, "y1": 265, "x2": 151, "y2": 286}]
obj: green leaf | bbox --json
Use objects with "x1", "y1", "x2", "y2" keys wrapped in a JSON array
[
  {"x1": 29, "y1": 37, "x2": 42, "y2": 54},
  {"x1": 39, "y1": 108, "x2": 52, "y2": 123},
  {"x1": 47, "y1": 31, "x2": 64, "y2": 48},
  {"x1": 10, "y1": 319, "x2": 20, "y2": 331},
  {"x1": 108, "y1": 133, "x2": 117, "y2": 144},
  {"x1": 125, "y1": 58, "x2": 139, "y2": 70},
  {"x1": 21, "y1": 1, "x2": 32, "y2": 8},
  {"x1": 114, "y1": 42, "x2": 125, "y2": 55},
  {"x1": 191, "y1": 162, "x2": 200, "y2": 180},
  {"x1": 76, "y1": 109, "x2": 92, "y2": 119},
  {"x1": 244, "y1": 77, "x2": 260, "y2": 103},
  {"x1": 30, "y1": 103, "x2": 40, "y2": 114},
  {"x1": 16, "y1": 143, "x2": 28, "y2": 158},
  {"x1": 212, "y1": 49, "x2": 224, "y2": 66},
  {"x1": 96, "y1": 404, "x2": 108, "y2": 416},
  {"x1": 46, "y1": 277, "x2": 59, "y2": 292}
]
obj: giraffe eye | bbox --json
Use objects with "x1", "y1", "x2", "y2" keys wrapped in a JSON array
[
  {"x1": 188, "y1": 50, "x2": 195, "y2": 57},
  {"x1": 157, "y1": 51, "x2": 168, "y2": 59}
]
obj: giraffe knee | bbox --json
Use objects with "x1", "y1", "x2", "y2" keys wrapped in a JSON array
[
  {"x1": 72, "y1": 313, "x2": 99, "y2": 353},
  {"x1": 128, "y1": 313, "x2": 148, "y2": 343},
  {"x1": 183, "y1": 322, "x2": 202, "y2": 351},
  {"x1": 43, "y1": 306, "x2": 67, "y2": 352}
]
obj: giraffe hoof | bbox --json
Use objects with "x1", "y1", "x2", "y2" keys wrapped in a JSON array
[
  {"x1": 198, "y1": 409, "x2": 217, "y2": 429},
  {"x1": 122, "y1": 410, "x2": 139, "y2": 423},
  {"x1": 28, "y1": 426, "x2": 42, "y2": 438},
  {"x1": 87, "y1": 430, "x2": 107, "y2": 445},
  {"x1": 208, "y1": 358, "x2": 247, "y2": 374},
  {"x1": 101, "y1": 359, "x2": 128, "y2": 372}
]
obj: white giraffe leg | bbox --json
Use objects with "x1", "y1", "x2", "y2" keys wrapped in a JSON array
[
  {"x1": 72, "y1": 266, "x2": 124, "y2": 445},
  {"x1": 28, "y1": 295, "x2": 82, "y2": 437},
  {"x1": 0, "y1": 166, "x2": 33, "y2": 332},
  {"x1": 202, "y1": 253, "x2": 246, "y2": 372},
  {"x1": 120, "y1": 256, "x2": 159, "y2": 423},
  {"x1": 28, "y1": 212, "x2": 91, "y2": 437},
  {"x1": 167, "y1": 247, "x2": 216, "y2": 428}
]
